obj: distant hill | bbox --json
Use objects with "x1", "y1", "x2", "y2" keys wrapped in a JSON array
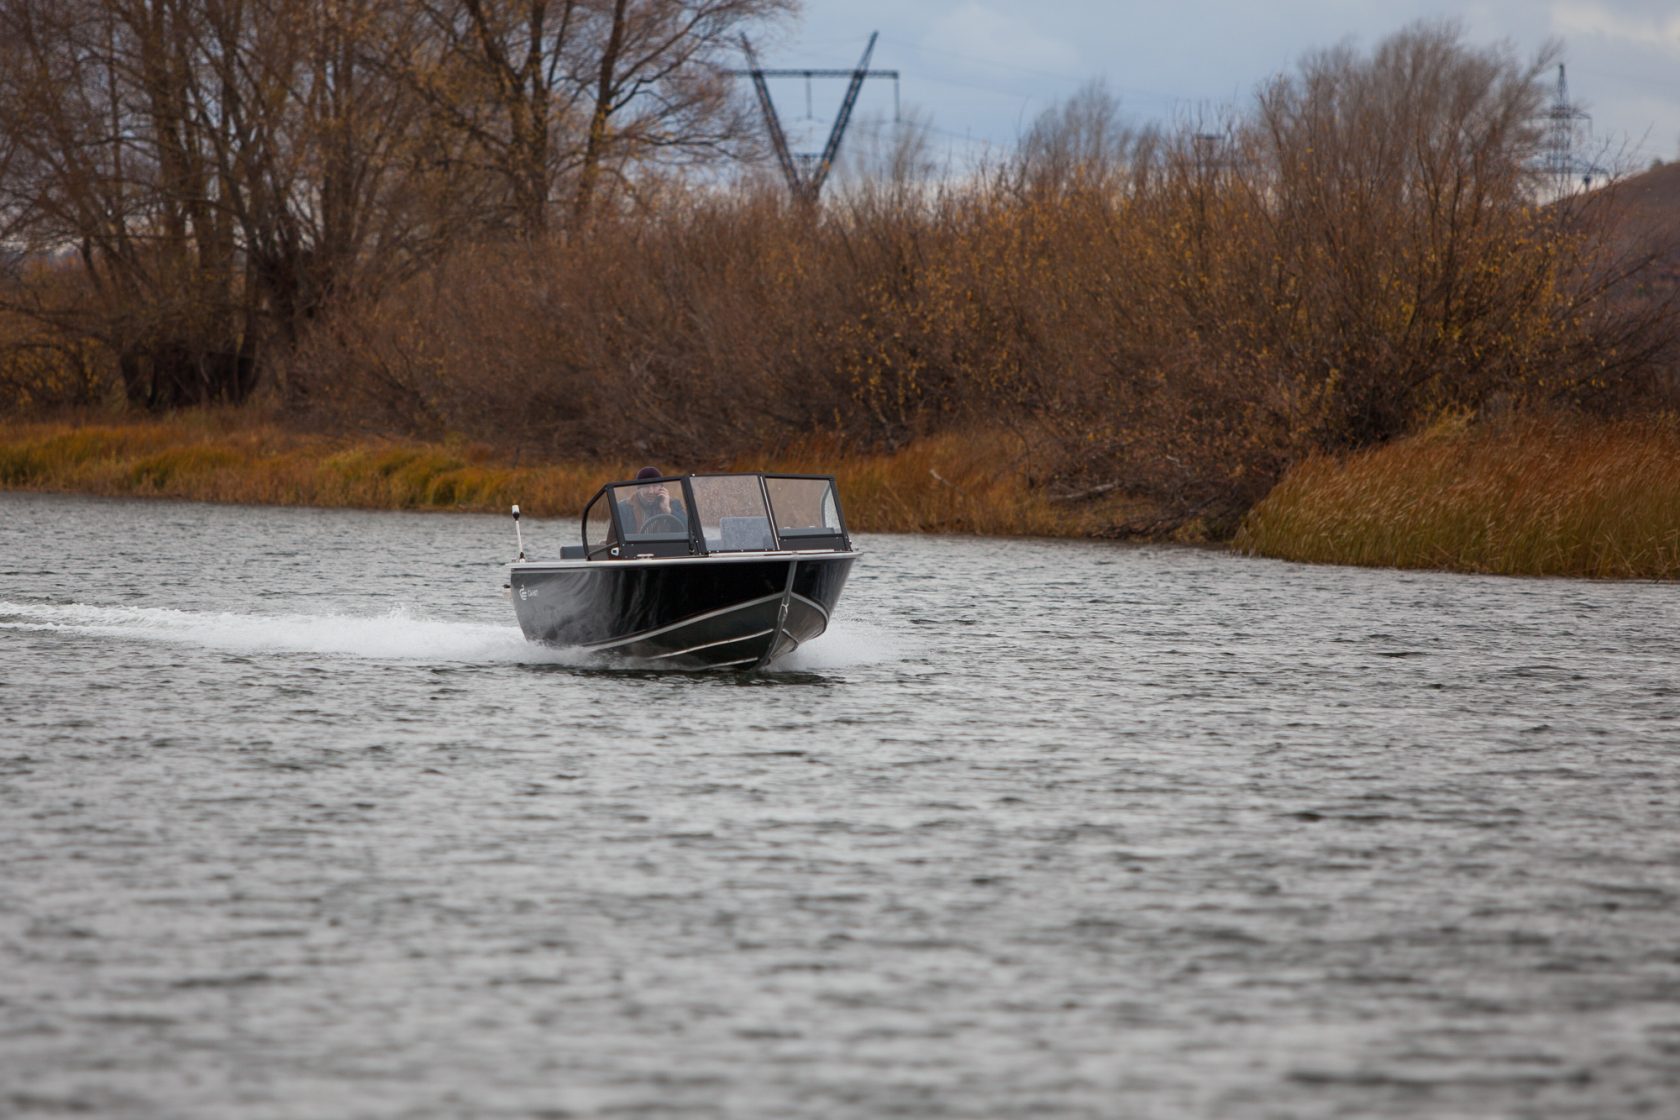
[
  {"x1": 1593, "y1": 162, "x2": 1680, "y2": 394},
  {"x1": 1595, "y1": 161, "x2": 1680, "y2": 291}
]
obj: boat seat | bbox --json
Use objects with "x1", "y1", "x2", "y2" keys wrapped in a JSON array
[
  {"x1": 719, "y1": 516, "x2": 774, "y2": 551},
  {"x1": 560, "y1": 545, "x2": 585, "y2": 559}
]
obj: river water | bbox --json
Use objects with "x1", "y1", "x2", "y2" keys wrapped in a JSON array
[{"x1": 2, "y1": 490, "x2": 1678, "y2": 1119}]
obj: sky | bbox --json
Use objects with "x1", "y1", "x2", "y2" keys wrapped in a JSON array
[{"x1": 748, "y1": 0, "x2": 1680, "y2": 176}]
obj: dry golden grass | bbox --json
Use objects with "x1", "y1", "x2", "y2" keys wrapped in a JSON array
[
  {"x1": 0, "y1": 414, "x2": 1140, "y2": 537},
  {"x1": 755, "y1": 430, "x2": 1143, "y2": 537},
  {"x1": 11, "y1": 412, "x2": 1677, "y2": 574},
  {"x1": 1235, "y1": 412, "x2": 1680, "y2": 578},
  {"x1": 0, "y1": 413, "x2": 629, "y2": 515}
]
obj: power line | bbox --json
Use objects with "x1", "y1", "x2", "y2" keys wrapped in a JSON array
[{"x1": 883, "y1": 35, "x2": 1197, "y2": 108}]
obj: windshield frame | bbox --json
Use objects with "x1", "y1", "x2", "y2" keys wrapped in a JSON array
[
  {"x1": 578, "y1": 472, "x2": 850, "y2": 560},
  {"x1": 581, "y1": 474, "x2": 700, "y2": 559}
]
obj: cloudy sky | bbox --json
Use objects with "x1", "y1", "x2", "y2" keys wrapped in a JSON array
[{"x1": 751, "y1": 1, "x2": 1680, "y2": 174}]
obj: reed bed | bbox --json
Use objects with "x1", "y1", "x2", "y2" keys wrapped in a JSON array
[
  {"x1": 745, "y1": 431, "x2": 1144, "y2": 537},
  {"x1": 0, "y1": 416, "x2": 1127, "y2": 537},
  {"x1": 0, "y1": 415, "x2": 628, "y2": 517},
  {"x1": 1235, "y1": 414, "x2": 1680, "y2": 578},
  {"x1": 14, "y1": 414, "x2": 1680, "y2": 574}
]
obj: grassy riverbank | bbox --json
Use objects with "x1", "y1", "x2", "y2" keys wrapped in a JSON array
[
  {"x1": 0, "y1": 414, "x2": 1143, "y2": 538},
  {"x1": 8, "y1": 412, "x2": 1680, "y2": 579},
  {"x1": 1236, "y1": 414, "x2": 1680, "y2": 579}
]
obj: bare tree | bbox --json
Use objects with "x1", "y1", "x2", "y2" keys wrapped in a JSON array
[
  {"x1": 568, "y1": 0, "x2": 788, "y2": 225},
  {"x1": 396, "y1": 0, "x2": 793, "y2": 237},
  {"x1": 1013, "y1": 79, "x2": 1147, "y2": 195},
  {"x1": 0, "y1": 0, "x2": 795, "y2": 406},
  {"x1": 837, "y1": 106, "x2": 938, "y2": 194},
  {"x1": 0, "y1": 0, "x2": 436, "y2": 406},
  {"x1": 1242, "y1": 21, "x2": 1560, "y2": 443},
  {"x1": 0, "y1": 0, "x2": 243, "y2": 407}
]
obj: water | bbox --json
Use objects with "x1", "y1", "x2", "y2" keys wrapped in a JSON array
[{"x1": 2, "y1": 490, "x2": 1678, "y2": 1119}]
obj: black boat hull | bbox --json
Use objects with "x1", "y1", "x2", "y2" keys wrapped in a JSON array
[{"x1": 509, "y1": 553, "x2": 855, "y2": 669}]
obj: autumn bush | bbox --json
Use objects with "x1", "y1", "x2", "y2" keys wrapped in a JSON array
[{"x1": 287, "y1": 26, "x2": 1676, "y2": 535}]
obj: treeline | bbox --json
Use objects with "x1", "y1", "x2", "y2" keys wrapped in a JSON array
[
  {"x1": 0, "y1": 0, "x2": 790, "y2": 406},
  {"x1": 3, "y1": 16, "x2": 1676, "y2": 532}
]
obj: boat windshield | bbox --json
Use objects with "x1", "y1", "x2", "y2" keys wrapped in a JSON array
[
  {"x1": 691, "y1": 474, "x2": 776, "y2": 552},
  {"x1": 580, "y1": 472, "x2": 848, "y2": 558},
  {"x1": 765, "y1": 476, "x2": 844, "y2": 541},
  {"x1": 611, "y1": 478, "x2": 690, "y2": 543}
]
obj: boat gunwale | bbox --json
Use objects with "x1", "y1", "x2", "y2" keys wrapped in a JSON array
[{"x1": 511, "y1": 550, "x2": 860, "y2": 573}]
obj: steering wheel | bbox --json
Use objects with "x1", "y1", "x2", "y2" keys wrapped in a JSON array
[{"x1": 639, "y1": 513, "x2": 685, "y2": 534}]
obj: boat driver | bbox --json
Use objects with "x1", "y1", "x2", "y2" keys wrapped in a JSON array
[{"x1": 623, "y1": 466, "x2": 687, "y2": 533}]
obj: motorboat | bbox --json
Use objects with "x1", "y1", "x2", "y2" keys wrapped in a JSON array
[{"x1": 508, "y1": 472, "x2": 857, "y2": 669}]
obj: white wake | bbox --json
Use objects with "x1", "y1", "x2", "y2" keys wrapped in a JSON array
[
  {"x1": 0, "y1": 599, "x2": 905, "y2": 670},
  {"x1": 0, "y1": 599, "x2": 565, "y2": 663}
]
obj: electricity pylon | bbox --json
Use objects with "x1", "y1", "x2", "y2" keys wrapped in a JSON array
[
  {"x1": 733, "y1": 33, "x2": 899, "y2": 202},
  {"x1": 1539, "y1": 64, "x2": 1598, "y2": 194}
]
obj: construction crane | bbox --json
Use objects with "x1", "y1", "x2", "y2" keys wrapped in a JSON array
[{"x1": 733, "y1": 33, "x2": 899, "y2": 202}]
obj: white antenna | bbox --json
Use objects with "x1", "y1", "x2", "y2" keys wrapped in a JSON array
[{"x1": 511, "y1": 504, "x2": 525, "y2": 561}]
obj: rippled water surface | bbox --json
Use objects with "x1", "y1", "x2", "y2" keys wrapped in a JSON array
[{"x1": 3, "y1": 491, "x2": 1679, "y2": 1119}]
